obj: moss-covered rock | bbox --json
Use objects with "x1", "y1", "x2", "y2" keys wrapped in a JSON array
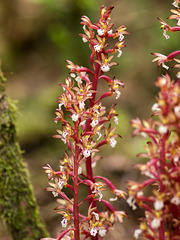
[{"x1": 0, "y1": 65, "x2": 49, "y2": 240}]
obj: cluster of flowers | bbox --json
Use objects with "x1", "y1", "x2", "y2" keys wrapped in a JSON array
[
  {"x1": 127, "y1": 2, "x2": 180, "y2": 240},
  {"x1": 42, "y1": 5, "x2": 128, "y2": 240}
]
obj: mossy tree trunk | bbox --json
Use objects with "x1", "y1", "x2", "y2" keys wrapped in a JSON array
[{"x1": 0, "y1": 65, "x2": 49, "y2": 240}]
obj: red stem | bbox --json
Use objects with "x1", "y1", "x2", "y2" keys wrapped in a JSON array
[{"x1": 74, "y1": 123, "x2": 80, "y2": 240}]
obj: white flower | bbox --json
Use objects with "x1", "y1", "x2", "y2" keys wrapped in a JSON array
[
  {"x1": 117, "y1": 49, "x2": 123, "y2": 58},
  {"x1": 54, "y1": 116, "x2": 58, "y2": 124},
  {"x1": 119, "y1": 34, "x2": 124, "y2": 41},
  {"x1": 94, "y1": 44, "x2": 101, "y2": 52},
  {"x1": 78, "y1": 166, "x2": 82, "y2": 175},
  {"x1": 177, "y1": 71, "x2": 180, "y2": 78},
  {"x1": 134, "y1": 229, "x2": 142, "y2": 239},
  {"x1": 110, "y1": 138, "x2": 117, "y2": 148},
  {"x1": 140, "y1": 132, "x2": 148, "y2": 138},
  {"x1": 97, "y1": 131, "x2": 102, "y2": 140},
  {"x1": 127, "y1": 196, "x2": 137, "y2": 210},
  {"x1": 62, "y1": 131, "x2": 68, "y2": 144},
  {"x1": 90, "y1": 119, "x2": 99, "y2": 128},
  {"x1": 152, "y1": 103, "x2": 160, "y2": 112},
  {"x1": 52, "y1": 191, "x2": 58, "y2": 197},
  {"x1": 177, "y1": 19, "x2": 180, "y2": 26},
  {"x1": 83, "y1": 149, "x2": 91, "y2": 158},
  {"x1": 108, "y1": 29, "x2": 113, "y2": 34},
  {"x1": 82, "y1": 37, "x2": 88, "y2": 42},
  {"x1": 99, "y1": 229, "x2": 107, "y2": 237},
  {"x1": 162, "y1": 62, "x2": 169, "y2": 70},
  {"x1": 115, "y1": 90, "x2": 121, "y2": 99},
  {"x1": 171, "y1": 196, "x2": 180, "y2": 205},
  {"x1": 58, "y1": 179, "x2": 65, "y2": 190},
  {"x1": 109, "y1": 196, "x2": 118, "y2": 202},
  {"x1": 154, "y1": 200, "x2": 164, "y2": 211},
  {"x1": 173, "y1": 156, "x2": 179, "y2": 166},
  {"x1": 163, "y1": 30, "x2": 170, "y2": 40},
  {"x1": 92, "y1": 162, "x2": 96, "y2": 168},
  {"x1": 143, "y1": 170, "x2": 154, "y2": 178},
  {"x1": 59, "y1": 102, "x2": 64, "y2": 110},
  {"x1": 92, "y1": 212, "x2": 99, "y2": 221},
  {"x1": 79, "y1": 101, "x2": 85, "y2": 110},
  {"x1": 60, "y1": 166, "x2": 64, "y2": 171},
  {"x1": 174, "y1": 106, "x2": 180, "y2": 118},
  {"x1": 90, "y1": 227, "x2": 98, "y2": 236},
  {"x1": 159, "y1": 125, "x2": 168, "y2": 134},
  {"x1": 61, "y1": 217, "x2": 68, "y2": 228},
  {"x1": 80, "y1": 120, "x2": 86, "y2": 126},
  {"x1": 70, "y1": 73, "x2": 76, "y2": 78},
  {"x1": 97, "y1": 28, "x2": 104, "y2": 36},
  {"x1": 172, "y1": 1, "x2": 179, "y2": 8},
  {"x1": 75, "y1": 76, "x2": 82, "y2": 84},
  {"x1": 114, "y1": 116, "x2": 118, "y2": 125},
  {"x1": 151, "y1": 218, "x2": 161, "y2": 229},
  {"x1": 137, "y1": 191, "x2": 143, "y2": 197},
  {"x1": 101, "y1": 65, "x2": 110, "y2": 72},
  {"x1": 72, "y1": 113, "x2": 79, "y2": 122}
]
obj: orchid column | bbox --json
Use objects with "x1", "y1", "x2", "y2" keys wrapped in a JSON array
[{"x1": 42, "y1": 5, "x2": 128, "y2": 240}]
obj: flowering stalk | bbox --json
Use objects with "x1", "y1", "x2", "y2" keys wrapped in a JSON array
[
  {"x1": 42, "y1": 5, "x2": 128, "y2": 240},
  {"x1": 127, "y1": 2, "x2": 180, "y2": 240}
]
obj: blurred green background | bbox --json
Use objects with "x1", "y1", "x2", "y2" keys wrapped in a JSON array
[{"x1": 0, "y1": 0, "x2": 179, "y2": 239}]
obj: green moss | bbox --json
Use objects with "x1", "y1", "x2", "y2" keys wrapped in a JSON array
[{"x1": 0, "y1": 69, "x2": 49, "y2": 239}]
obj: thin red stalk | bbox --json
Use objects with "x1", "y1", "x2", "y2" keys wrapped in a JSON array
[
  {"x1": 85, "y1": 60, "x2": 100, "y2": 240},
  {"x1": 74, "y1": 123, "x2": 80, "y2": 240},
  {"x1": 159, "y1": 220, "x2": 165, "y2": 240}
]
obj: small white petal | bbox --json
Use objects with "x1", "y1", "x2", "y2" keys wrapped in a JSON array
[
  {"x1": 119, "y1": 34, "x2": 124, "y2": 41},
  {"x1": 70, "y1": 73, "x2": 76, "y2": 78},
  {"x1": 176, "y1": 71, "x2": 180, "y2": 78},
  {"x1": 58, "y1": 180, "x2": 65, "y2": 190},
  {"x1": 151, "y1": 218, "x2": 161, "y2": 229},
  {"x1": 94, "y1": 44, "x2": 101, "y2": 52},
  {"x1": 75, "y1": 76, "x2": 82, "y2": 84},
  {"x1": 97, "y1": 28, "x2": 104, "y2": 36},
  {"x1": 61, "y1": 218, "x2": 68, "y2": 228},
  {"x1": 59, "y1": 102, "x2": 64, "y2": 110},
  {"x1": 108, "y1": 29, "x2": 113, "y2": 34},
  {"x1": 134, "y1": 229, "x2": 142, "y2": 239},
  {"x1": 114, "y1": 116, "x2": 118, "y2": 125},
  {"x1": 92, "y1": 162, "x2": 96, "y2": 168},
  {"x1": 82, "y1": 37, "x2": 88, "y2": 42},
  {"x1": 83, "y1": 149, "x2": 91, "y2": 158},
  {"x1": 152, "y1": 103, "x2": 160, "y2": 112},
  {"x1": 163, "y1": 30, "x2": 170, "y2": 40},
  {"x1": 80, "y1": 120, "x2": 86, "y2": 126},
  {"x1": 159, "y1": 125, "x2": 168, "y2": 134},
  {"x1": 140, "y1": 132, "x2": 148, "y2": 138},
  {"x1": 154, "y1": 200, "x2": 164, "y2": 211},
  {"x1": 90, "y1": 228, "x2": 98, "y2": 236},
  {"x1": 78, "y1": 166, "x2": 82, "y2": 175},
  {"x1": 115, "y1": 90, "x2": 121, "y2": 99},
  {"x1": 117, "y1": 49, "x2": 122, "y2": 58},
  {"x1": 52, "y1": 191, "x2": 58, "y2": 197},
  {"x1": 99, "y1": 229, "x2": 107, "y2": 237},
  {"x1": 174, "y1": 106, "x2": 180, "y2": 118},
  {"x1": 72, "y1": 113, "x2": 79, "y2": 122},
  {"x1": 171, "y1": 196, "x2": 180, "y2": 205},
  {"x1": 90, "y1": 119, "x2": 99, "y2": 128},
  {"x1": 110, "y1": 138, "x2": 117, "y2": 148},
  {"x1": 162, "y1": 63, "x2": 169, "y2": 70},
  {"x1": 92, "y1": 212, "x2": 99, "y2": 221},
  {"x1": 109, "y1": 196, "x2": 118, "y2": 202},
  {"x1": 79, "y1": 101, "x2": 85, "y2": 110},
  {"x1": 101, "y1": 65, "x2": 110, "y2": 72}
]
